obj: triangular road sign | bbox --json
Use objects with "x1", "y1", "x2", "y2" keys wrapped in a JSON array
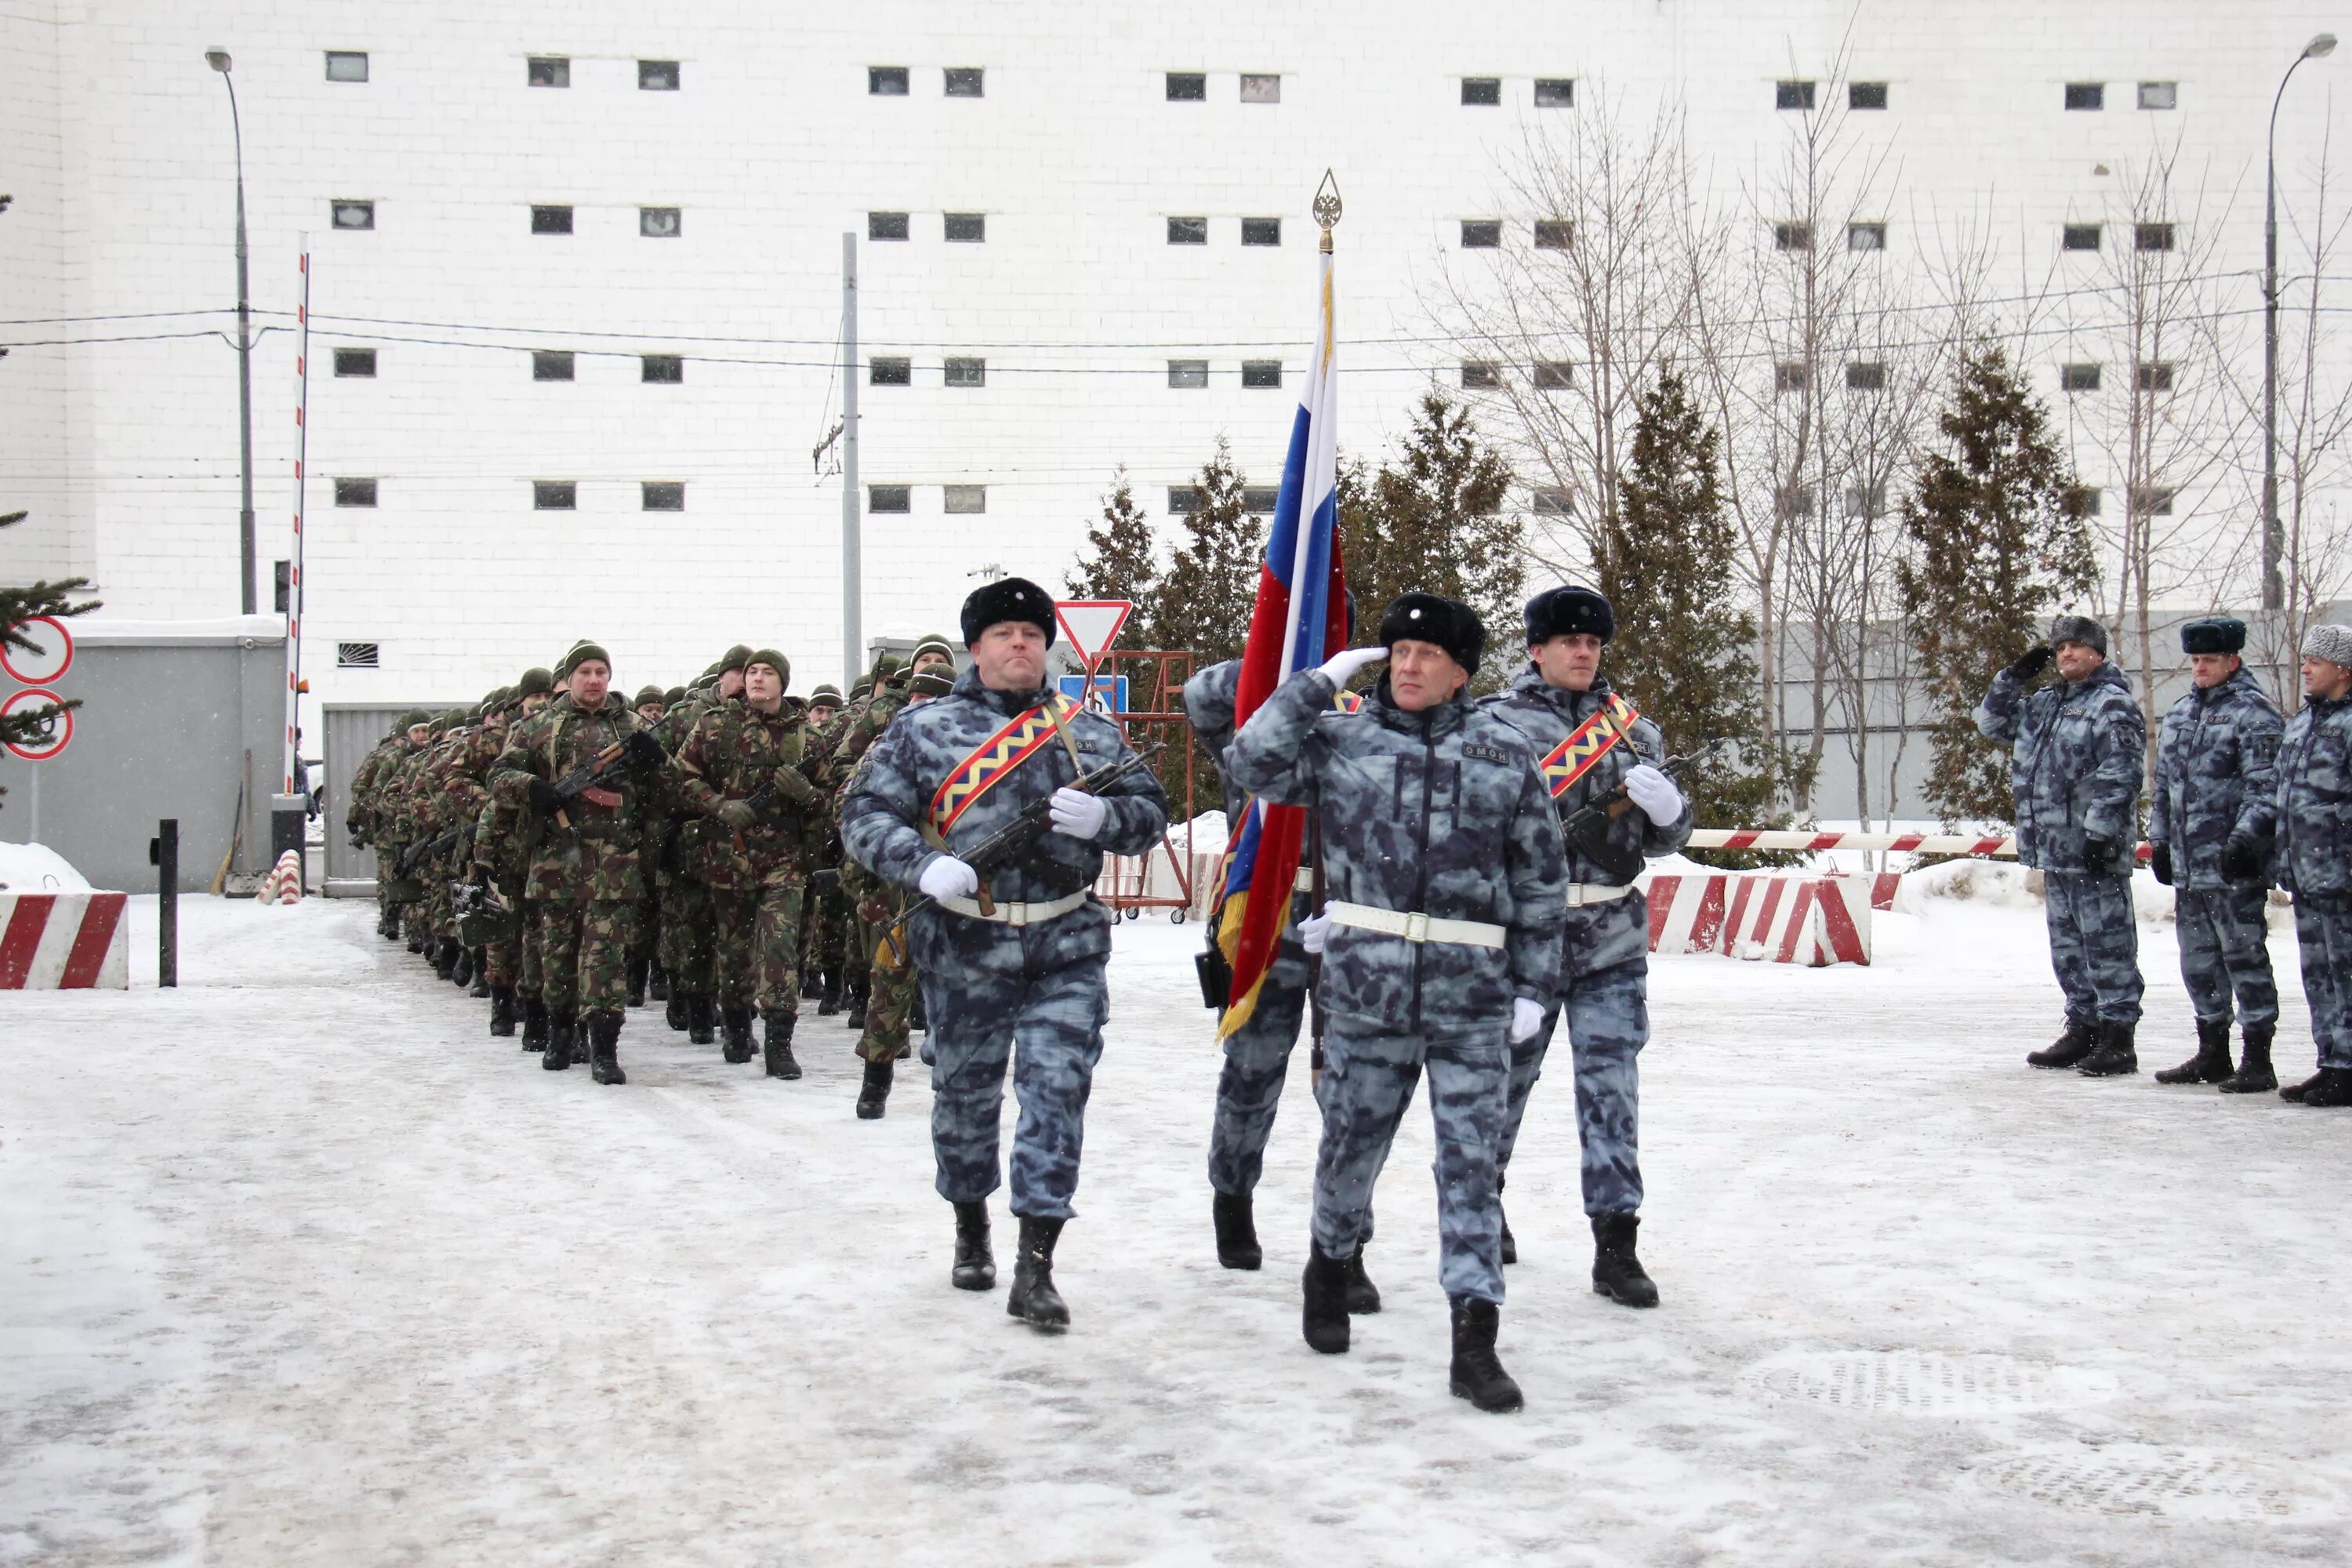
[{"x1": 1054, "y1": 600, "x2": 1132, "y2": 666}]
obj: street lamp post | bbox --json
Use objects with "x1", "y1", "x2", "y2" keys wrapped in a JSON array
[
  {"x1": 2264, "y1": 31, "x2": 2336, "y2": 613},
  {"x1": 208, "y1": 48, "x2": 258, "y2": 616}
]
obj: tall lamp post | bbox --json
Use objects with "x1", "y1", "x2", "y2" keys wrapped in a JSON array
[
  {"x1": 2264, "y1": 31, "x2": 2336, "y2": 612},
  {"x1": 208, "y1": 48, "x2": 257, "y2": 616}
]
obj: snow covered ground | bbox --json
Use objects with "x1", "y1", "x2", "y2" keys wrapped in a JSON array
[{"x1": 5, "y1": 890, "x2": 2349, "y2": 1566}]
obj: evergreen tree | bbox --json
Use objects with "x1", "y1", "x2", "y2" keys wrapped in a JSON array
[
  {"x1": 0, "y1": 514, "x2": 100, "y2": 811},
  {"x1": 1063, "y1": 470, "x2": 1159, "y2": 632},
  {"x1": 1896, "y1": 346, "x2": 2094, "y2": 829},
  {"x1": 1146, "y1": 437, "x2": 1264, "y2": 663}
]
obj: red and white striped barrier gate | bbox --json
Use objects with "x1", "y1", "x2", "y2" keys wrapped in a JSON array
[
  {"x1": 1683, "y1": 829, "x2": 2151, "y2": 912},
  {"x1": 0, "y1": 891, "x2": 129, "y2": 989},
  {"x1": 1639, "y1": 870, "x2": 1873, "y2": 967}
]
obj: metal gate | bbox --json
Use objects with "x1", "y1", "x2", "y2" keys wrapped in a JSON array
[{"x1": 321, "y1": 703, "x2": 430, "y2": 895}]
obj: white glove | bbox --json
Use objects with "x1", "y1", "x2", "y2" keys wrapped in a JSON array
[
  {"x1": 1316, "y1": 645, "x2": 1388, "y2": 688},
  {"x1": 1298, "y1": 911, "x2": 1332, "y2": 954},
  {"x1": 918, "y1": 855, "x2": 980, "y2": 902},
  {"x1": 1623, "y1": 763, "x2": 1683, "y2": 826},
  {"x1": 1049, "y1": 786, "x2": 1109, "y2": 840},
  {"x1": 1510, "y1": 997, "x2": 1546, "y2": 1044}
]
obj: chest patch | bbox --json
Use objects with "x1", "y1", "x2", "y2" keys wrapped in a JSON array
[{"x1": 1461, "y1": 742, "x2": 1512, "y2": 765}]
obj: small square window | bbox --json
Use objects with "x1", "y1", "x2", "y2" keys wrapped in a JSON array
[
  {"x1": 1845, "y1": 484, "x2": 1886, "y2": 520},
  {"x1": 1167, "y1": 360, "x2": 1208, "y2": 389},
  {"x1": 638, "y1": 60, "x2": 680, "y2": 92},
  {"x1": 325, "y1": 51, "x2": 368, "y2": 83},
  {"x1": 1461, "y1": 78, "x2": 1501, "y2": 106},
  {"x1": 641, "y1": 481, "x2": 685, "y2": 512},
  {"x1": 2063, "y1": 223, "x2": 2101, "y2": 252},
  {"x1": 1242, "y1": 486, "x2": 1280, "y2": 514},
  {"x1": 528, "y1": 56, "x2": 569, "y2": 89},
  {"x1": 1166, "y1": 72, "x2": 1207, "y2": 101},
  {"x1": 869, "y1": 485, "x2": 911, "y2": 514},
  {"x1": 1534, "y1": 219, "x2": 1573, "y2": 249},
  {"x1": 1167, "y1": 215, "x2": 1209, "y2": 245},
  {"x1": 1848, "y1": 222, "x2": 1887, "y2": 252},
  {"x1": 2060, "y1": 362, "x2": 2102, "y2": 392},
  {"x1": 869, "y1": 357, "x2": 912, "y2": 387},
  {"x1": 334, "y1": 477, "x2": 378, "y2": 507},
  {"x1": 641, "y1": 354, "x2": 684, "y2": 384},
  {"x1": 945, "y1": 357, "x2": 986, "y2": 388},
  {"x1": 944, "y1": 212, "x2": 986, "y2": 243},
  {"x1": 2138, "y1": 81, "x2": 2176, "y2": 111},
  {"x1": 1461, "y1": 361, "x2": 1503, "y2": 390},
  {"x1": 869, "y1": 211, "x2": 909, "y2": 241},
  {"x1": 1241, "y1": 360, "x2": 1283, "y2": 389},
  {"x1": 2136, "y1": 222, "x2": 2176, "y2": 252},
  {"x1": 1777, "y1": 80, "x2": 1817, "y2": 111},
  {"x1": 332, "y1": 200, "x2": 376, "y2": 231},
  {"x1": 2063, "y1": 486, "x2": 2103, "y2": 518},
  {"x1": 1534, "y1": 78, "x2": 1574, "y2": 107},
  {"x1": 1775, "y1": 483, "x2": 1816, "y2": 521},
  {"x1": 1241, "y1": 73, "x2": 1281, "y2": 103},
  {"x1": 1773, "y1": 221, "x2": 1813, "y2": 252},
  {"x1": 944, "y1": 485, "x2": 987, "y2": 514},
  {"x1": 1167, "y1": 486, "x2": 1199, "y2": 515},
  {"x1": 531, "y1": 204, "x2": 574, "y2": 235},
  {"x1": 1849, "y1": 81, "x2": 1889, "y2": 110},
  {"x1": 1534, "y1": 361, "x2": 1573, "y2": 390},
  {"x1": 1846, "y1": 361, "x2": 1887, "y2": 390},
  {"x1": 2065, "y1": 82, "x2": 2104, "y2": 111},
  {"x1": 640, "y1": 206, "x2": 681, "y2": 238},
  {"x1": 335, "y1": 641, "x2": 379, "y2": 669},
  {"x1": 1531, "y1": 488, "x2": 1574, "y2": 516},
  {"x1": 1241, "y1": 216, "x2": 1282, "y2": 246},
  {"x1": 2132, "y1": 485, "x2": 2175, "y2": 516},
  {"x1": 1460, "y1": 220, "x2": 1502, "y2": 249},
  {"x1": 332, "y1": 347, "x2": 376, "y2": 378},
  {"x1": 2136, "y1": 361, "x2": 2175, "y2": 392},
  {"x1": 945, "y1": 67, "x2": 984, "y2": 98},
  {"x1": 1775, "y1": 361, "x2": 1811, "y2": 394},
  {"x1": 869, "y1": 66, "x2": 909, "y2": 96},
  {"x1": 533, "y1": 481, "x2": 577, "y2": 510},
  {"x1": 532, "y1": 350, "x2": 575, "y2": 382}
]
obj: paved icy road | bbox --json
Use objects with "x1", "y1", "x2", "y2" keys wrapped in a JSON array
[{"x1": 5, "y1": 891, "x2": 2349, "y2": 1566}]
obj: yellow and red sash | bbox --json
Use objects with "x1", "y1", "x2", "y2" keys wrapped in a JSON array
[
  {"x1": 1540, "y1": 693, "x2": 1640, "y2": 798},
  {"x1": 928, "y1": 694, "x2": 1080, "y2": 834}
]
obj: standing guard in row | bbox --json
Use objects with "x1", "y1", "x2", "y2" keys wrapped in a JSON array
[{"x1": 2276, "y1": 625, "x2": 2352, "y2": 1105}]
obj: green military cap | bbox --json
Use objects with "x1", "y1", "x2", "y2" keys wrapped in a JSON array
[
  {"x1": 808, "y1": 683, "x2": 844, "y2": 706},
  {"x1": 906, "y1": 670, "x2": 955, "y2": 700},
  {"x1": 848, "y1": 680, "x2": 873, "y2": 702},
  {"x1": 699, "y1": 662, "x2": 721, "y2": 681},
  {"x1": 746, "y1": 648, "x2": 790, "y2": 689},
  {"x1": 517, "y1": 667, "x2": 556, "y2": 698},
  {"x1": 633, "y1": 684, "x2": 666, "y2": 708},
  {"x1": 559, "y1": 641, "x2": 611, "y2": 679},
  {"x1": 664, "y1": 685, "x2": 688, "y2": 707},
  {"x1": 718, "y1": 644, "x2": 755, "y2": 675},
  {"x1": 396, "y1": 708, "x2": 431, "y2": 731},
  {"x1": 909, "y1": 637, "x2": 957, "y2": 668}
]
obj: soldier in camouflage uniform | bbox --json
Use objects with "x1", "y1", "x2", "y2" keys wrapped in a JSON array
[
  {"x1": 2276, "y1": 625, "x2": 2352, "y2": 1106},
  {"x1": 625, "y1": 684, "x2": 670, "y2": 1007},
  {"x1": 1978, "y1": 614, "x2": 2148, "y2": 1076},
  {"x1": 844, "y1": 581, "x2": 1168, "y2": 1330},
  {"x1": 1481, "y1": 586, "x2": 1691, "y2": 1309},
  {"x1": 828, "y1": 652, "x2": 909, "y2": 1029},
  {"x1": 384, "y1": 714, "x2": 450, "y2": 952},
  {"x1": 648, "y1": 670, "x2": 716, "y2": 1025},
  {"x1": 348, "y1": 711, "x2": 430, "y2": 940},
  {"x1": 417, "y1": 709, "x2": 481, "y2": 982},
  {"x1": 797, "y1": 683, "x2": 848, "y2": 1007},
  {"x1": 2143, "y1": 616, "x2": 2286, "y2": 1091},
  {"x1": 1227, "y1": 593, "x2": 1566, "y2": 1414},
  {"x1": 491, "y1": 642, "x2": 667, "y2": 1084},
  {"x1": 481, "y1": 670, "x2": 557, "y2": 1047},
  {"x1": 655, "y1": 654, "x2": 747, "y2": 1044}
]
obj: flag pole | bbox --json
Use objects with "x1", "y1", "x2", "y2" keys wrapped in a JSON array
[{"x1": 1305, "y1": 171, "x2": 1341, "y2": 1086}]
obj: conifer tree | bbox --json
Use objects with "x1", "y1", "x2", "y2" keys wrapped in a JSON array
[
  {"x1": 1064, "y1": 470, "x2": 1159, "y2": 628},
  {"x1": 0, "y1": 515, "x2": 100, "y2": 811},
  {"x1": 1147, "y1": 437, "x2": 1264, "y2": 664}
]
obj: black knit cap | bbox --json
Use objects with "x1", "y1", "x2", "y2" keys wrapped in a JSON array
[
  {"x1": 2180, "y1": 616, "x2": 2247, "y2": 655},
  {"x1": 1525, "y1": 584, "x2": 1615, "y2": 645},
  {"x1": 718, "y1": 644, "x2": 754, "y2": 675},
  {"x1": 516, "y1": 666, "x2": 556, "y2": 698},
  {"x1": 633, "y1": 684, "x2": 666, "y2": 708},
  {"x1": 960, "y1": 575, "x2": 1058, "y2": 649},
  {"x1": 1378, "y1": 591, "x2": 1486, "y2": 676}
]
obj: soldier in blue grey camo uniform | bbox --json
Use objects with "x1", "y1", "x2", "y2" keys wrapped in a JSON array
[
  {"x1": 1228, "y1": 591, "x2": 1566, "y2": 1414},
  {"x1": 2274, "y1": 623, "x2": 2352, "y2": 1107},
  {"x1": 1481, "y1": 586, "x2": 1692, "y2": 1308},
  {"x1": 841, "y1": 578, "x2": 1169, "y2": 1331},
  {"x1": 1976, "y1": 613, "x2": 2148, "y2": 1076},
  {"x1": 2144, "y1": 615, "x2": 2286, "y2": 1092}
]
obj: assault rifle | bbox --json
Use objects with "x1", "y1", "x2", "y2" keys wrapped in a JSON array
[
  {"x1": 452, "y1": 879, "x2": 519, "y2": 947},
  {"x1": 397, "y1": 825, "x2": 467, "y2": 877},
  {"x1": 541, "y1": 728, "x2": 668, "y2": 829},
  {"x1": 1559, "y1": 738, "x2": 1724, "y2": 882}
]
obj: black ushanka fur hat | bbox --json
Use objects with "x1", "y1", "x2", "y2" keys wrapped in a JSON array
[
  {"x1": 1379, "y1": 591, "x2": 1486, "y2": 675},
  {"x1": 2180, "y1": 616, "x2": 2246, "y2": 655},
  {"x1": 1524, "y1": 584, "x2": 1615, "y2": 645},
  {"x1": 960, "y1": 576, "x2": 1058, "y2": 648}
]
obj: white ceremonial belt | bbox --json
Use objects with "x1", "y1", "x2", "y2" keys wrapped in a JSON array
[
  {"x1": 1323, "y1": 900, "x2": 1508, "y2": 950},
  {"x1": 938, "y1": 890, "x2": 1091, "y2": 926},
  {"x1": 1565, "y1": 883, "x2": 1632, "y2": 909}
]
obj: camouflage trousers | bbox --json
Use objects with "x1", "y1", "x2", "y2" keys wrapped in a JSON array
[
  {"x1": 518, "y1": 898, "x2": 543, "y2": 1000},
  {"x1": 804, "y1": 878, "x2": 850, "y2": 977},
  {"x1": 2044, "y1": 871, "x2": 2144, "y2": 1025},
  {"x1": 631, "y1": 877, "x2": 661, "y2": 966},
  {"x1": 710, "y1": 880, "x2": 805, "y2": 1017},
  {"x1": 1312, "y1": 1023, "x2": 1510, "y2": 1307},
  {"x1": 1207, "y1": 931, "x2": 1312, "y2": 1196},
  {"x1": 536, "y1": 898, "x2": 632, "y2": 1017},
  {"x1": 2294, "y1": 893, "x2": 2352, "y2": 1070},
  {"x1": 659, "y1": 877, "x2": 716, "y2": 999},
  {"x1": 1504, "y1": 956, "x2": 1647, "y2": 1218},
  {"x1": 2176, "y1": 886, "x2": 2279, "y2": 1032},
  {"x1": 860, "y1": 934, "x2": 920, "y2": 1063},
  {"x1": 376, "y1": 849, "x2": 400, "y2": 920}
]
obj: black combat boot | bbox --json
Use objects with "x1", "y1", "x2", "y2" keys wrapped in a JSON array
[
  {"x1": 1448, "y1": 1299, "x2": 1524, "y2": 1413},
  {"x1": 1592, "y1": 1213, "x2": 1661, "y2": 1308},
  {"x1": 763, "y1": 1012, "x2": 802, "y2": 1080},
  {"x1": 2281, "y1": 1070, "x2": 2325, "y2": 1102},
  {"x1": 467, "y1": 951, "x2": 490, "y2": 997},
  {"x1": 626, "y1": 956, "x2": 648, "y2": 1009},
  {"x1": 432, "y1": 938, "x2": 459, "y2": 980},
  {"x1": 720, "y1": 1005, "x2": 755, "y2": 1065},
  {"x1": 688, "y1": 996, "x2": 717, "y2": 1047},
  {"x1": 2299, "y1": 1066, "x2": 2352, "y2": 1106},
  {"x1": 665, "y1": 992, "x2": 688, "y2": 1032},
  {"x1": 951, "y1": 1201, "x2": 996, "y2": 1290},
  {"x1": 407, "y1": 929, "x2": 426, "y2": 955},
  {"x1": 488, "y1": 985, "x2": 517, "y2": 1037},
  {"x1": 847, "y1": 983, "x2": 870, "y2": 1032},
  {"x1": 802, "y1": 969, "x2": 823, "y2": 1000},
  {"x1": 1301, "y1": 1244, "x2": 1352, "y2": 1353},
  {"x1": 818, "y1": 970, "x2": 843, "y2": 1017},
  {"x1": 588, "y1": 1010, "x2": 626, "y2": 1086},
  {"x1": 2156, "y1": 1016, "x2": 2234, "y2": 1084},
  {"x1": 2076, "y1": 1020, "x2": 2140, "y2": 1077},
  {"x1": 647, "y1": 960, "x2": 670, "y2": 1003},
  {"x1": 1344, "y1": 1249, "x2": 1382, "y2": 1315},
  {"x1": 521, "y1": 997, "x2": 550, "y2": 1053},
  {"x1": 448, "y1": 946, "x2": 472, "y2": 989},
  {"x1": 2219, "y1": 1028, "x2": 2278, "y2": 1094},
  {"x1": 544, "y1": 1014, "x2": 577, "y2": 1071},
  {"x1": 1213, "y1": 1190, "x2": 1262, "y2": 1270},
  {"x1": 855, "y1": 1057, "x2": 892, "y2": 1118},
  {"x1": 2027, "y1": 1014, "x2": 2098, "y2": 1069},
  {"x1": 1498, "y1": 1171, "x2": 1517, "y2": 1265},
  {"x1": 1007, "y1": 1217, "x2": 1071, "y2": 1330}
]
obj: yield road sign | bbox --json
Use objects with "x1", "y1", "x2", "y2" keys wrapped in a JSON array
[{"x1": 1054, "y1": 601, "x2": 1131, "y2": 668}]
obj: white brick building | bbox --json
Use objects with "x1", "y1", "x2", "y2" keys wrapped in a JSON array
[{"x1": 2, "y1": 0, "x2": 2342, "y2": 749}]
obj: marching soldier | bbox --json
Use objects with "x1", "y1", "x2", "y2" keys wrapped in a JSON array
[
  {"x1": 349, "y1": 710, "x2": 429, "y2": 941},
  {"x1": 1977, "y1": 615, "x2": 2147, "y2": 1076},
  {"x1": 842, "y1": 579, "x2": 1169, "y2": 1330},
  {"x1": 2276, "y1": 625, "x2": 2352, "y2": 1105},
  {"x1": 1227, "y1": 592, "x2": 1566, "y2": 1413}
]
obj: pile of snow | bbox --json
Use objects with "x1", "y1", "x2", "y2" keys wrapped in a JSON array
[
  {"x1": 1892, "y1": 858, "x2": 2044, "y2": 913},
  {"x1": 0, "y1": 840, "x2": 92, "y2": 892},
  {"x1": 1173, "y1": 810, "x2": 1228, "y2": 859}
]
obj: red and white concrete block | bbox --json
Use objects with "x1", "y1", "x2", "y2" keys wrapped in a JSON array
[
  {"x1": 1640, "y1": 870, "x2": 1874, "y2": 968},
  {"x1": 0, "y1": 891, "x2": 129, "y2": 989}
]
